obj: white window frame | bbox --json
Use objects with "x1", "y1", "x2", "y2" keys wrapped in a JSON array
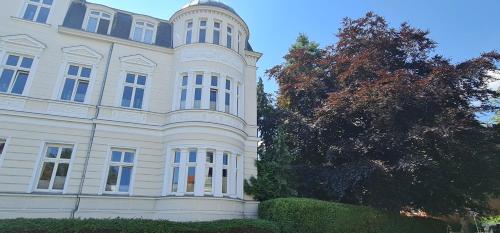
[
  {"x1": 120, "y1": 72, "x2": 147, "y2": 109},
  {"x1": 185, "y1": 149, "x2": 198, "y2": 194},
  {"x1": 130, "y1": 19, "x2": 157, "y2": 44},
  {"x1": 198, "y1": 19, "x2": 207, "y2": 43},
  {"x1": 58, "y1": 63, "x2": 93, "y2": 103},
  {"x1": 209, "y1": 75, "x2": 219, "y2": 111},
  {"x1": 19, "y1": 0, "x2": 55, "y2": 24},
  {"x1": 224, "y1": 77, "x2": 232, "y2": 114},
  {"x1": 83, "y1": 9, "x2": 113, "y2": 34},
  {"x1": 185, "y1": 20, "x2": 193, "y2": 44},
  {"x1": 213, "y1": 21, "x2": 221, "y2": 45},
  {"x1": 193, "y1": 73, "x2": 203, "y2": 109},
  {"x1": 0, "y1": 53, "x2": 35, "y2": 95},
  {"x1": 100, "y1": 147, "x2": 138, "y2": 195},
  {"x1": 204, "y1": 150, "x2": 215, "y2": 194},
  {"x1": 31, "y1": 143, "x2": 76, "y2": 193},
  {"x1": 170, "y1": 150, "x2": 181, "y2": 194},
  {"x1": 179, "y1": 74, "x2": 188, "y2": 110},
  {"x1": 116, "y1": 54, "x2": 156, "y2": 111},
  {"x1": 226, "y1": 25, "x2": 233, "y2": 49}
]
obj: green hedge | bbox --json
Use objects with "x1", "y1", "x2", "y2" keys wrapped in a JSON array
[
  {"x1": 0, "y1": 218, "x2": 280, "y2": 233},
  {"x1": 259, "y1": 198, "x2": 448, "y2": 233}
]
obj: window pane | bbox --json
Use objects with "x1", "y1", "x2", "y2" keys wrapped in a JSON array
[
  {"x1": 186, "y1": 30, "x2": 192, "y2": 44},
  {"x1": 60, "y1": 148, "x2": 72, "y2": 159},
  {"x1": 20, "y1": 57, "x2": 34, "y2": 69},
  {"x1": 119, "y1": 167, "x2": 132, "y2": 192},
  {"x1": 194, "y1": 88, "x2": 202, "y2": 109},
  {"x1": 97, "y1": 19, "x2": 110, "y2": 35},
  {"x1": 124, "y1": 152, "x2": 134, "y2": 163},
  {"x1": 225, "y1": 93, "x2": 231, "y2": 113},
  {"x1": 80, "y1": 67, "x2": 92, "y2": 78},
  {"x1": 199, "y1": 29, "x2": 206, "y2": 43},
  {"x1": 211, "y1": 76, "x2": 218, "y2": 86},
  {"x1": 68, "y1": 65, "x2": 79, "y2": 76},
  {"x1": 105, "y1": 166, "x2": 119, "y2": 191},
  {"x1": 86, "y1": 17, "x2": 98, "y2": 32},
  {"x1": 213, "y1": 31, "x2": 220, "y2": 45},
  {"x1": 6, "y1": 55, "x2": 19, "y2": 66},
  {"x1": 180, "y1": 89, "x2": 187, "y2": 109},
  {"x1": 0, "y1": 142, "x2": 5, "y2": 155},
  {"x1": 144, "y1": 29, "x2": 153, "y2": 44},
  {"x1": 36, "y1": 7, "x2": 50, "y2": 23},
  {"x1": 210, "y1": 91, "x2": 217, "y2": 111},
  {"x1": 121, "y1": 86, "x2": 133, "y2": 107},
  {"x1": 11, "y1": 72, "x2": 29, "y2": 94},
  {"x1": 111, "y1": 151, "x2": 121, "y2": 162},
  {"x1": 222, "y1": 169, "x2": 228, "y2": 194},
  {"x1": 137, "y1": 76, "x2": 146, "y2": 85},
  {"x1": 133, "y1": 27, "x2": 143, "y2": 42},
  {"x1": 189, "y1": 151, "x2": 197, "y2": 163},
  {"x1": 200, "y1": 21, "x2": 206, "y2": 27},
  {"x1": 204, "y1": 167, "x2": 213, "y2": 193},
  {"x1": 206, "y1": 152, "x2": 214, "y2": 163},
  {"x1": 227, "y1": 35, "x2": 232, "y2": 48},
  {"x1": 182, "y1": 76, "x2": 188, "y2": 86},
  {"x1": 214, "y1": 22, "x2": 220, "y2": 28},
  {"x1": 174, "y1": 151, "x2": 181, "y2": 163},
  {"x1": 23, "y1": 4, "x2": 37, "y2": 21},
  {"x1": 126, "y1": 73, "x2": 135, "y2": 83},
  {"x1": 195, "y1": 75, "x2": 203, "y2": 85},
  {"x1": 37, "y1": 162, "x2": 55, "y2": 189},
  {"x1": 0, "y1": 69, "x2": 14, "y2": 92},
  {"x1": 74, "y1": 81, "x2": 89, "y2": 102},
  {"x1": 43, "y1": 0, "x2": 53, "y2": 5},
  {"x1": 226, "y1": 80, "x2": 231, "y2": 90},
  {"x1": 52, "y1": 163, "x2": 69, "y2": 190},
  {"x1": 171, "y1": 167, "x2": 179, "y2": 192},
  {"x1": 60, "y1": 78, "x2": 75, "y2": 100},
  {"x1": 223, "y1": 154, "x2": 229, "y2": 165},
  {"x1": 133, "y1": 88, "x2": 144, "y2": 109},
  {"x1": 186, "y1": 167, "x2": 196, "y2": 192},
  {"x1": 46, "y1": 147, "x2": 59, "y2": 158}
]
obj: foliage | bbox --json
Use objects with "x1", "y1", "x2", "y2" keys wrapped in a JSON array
[
  {"x1": 259, "y1": 198, "x2": 448, "y2": 233},
  {"x1": 0, "y1": 218, "x2": 280, "y2": 233},
  {"x1": 245, "y1": 78, "x2": 297, "y2": 201},
  {"x1": 267, "y1": 12, "x2": 500, "y2": 215}
]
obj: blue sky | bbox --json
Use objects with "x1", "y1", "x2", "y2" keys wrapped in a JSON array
[{"x1": 90, "y1": 0, "x2": 500, "y2": 95}]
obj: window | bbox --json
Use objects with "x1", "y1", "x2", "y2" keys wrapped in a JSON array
[
  {"x1": 0, "y1": 54, "x2": 33, "y2": 95},
  {"x1": 85, "y1": 11, "x2": 112, "y2": 35},
  {"x1": 0, "y1": 139, "x2": 6, "y2": 158},
  {"x1": 225, "y1": 79, "x2": 231, "y2": 113},
  {"x1": 121, "y1": 73, "x2": 146, "y2": 109},
  {"x1": 35, "y1": 144, "x2": 73, "y2": 192},
  {"x1": 22, "y1": 0, "x2": 53, "y2": 24},
  {"x1": 213, "y1": 22, "x2": 221, "y2": 45},
  {"x1": 60, "y1": 64, "x2": 91, "y2": 103},
  {"x1": 226, "y1": 26, "x2": 233, "y2": 49},
  {"x1": 186, "y1": 21, "x2": 193, "y2": 44},
  {"x1": 171, "y1": 150, "x2": 181, "y2": 193},
  {"x1": 222, "y1": 153, "x2": 229, "y2": 194},
  {"x1": 236, "y1": 84, "x2": 240, "y2": 116},
  {"x1": 105, "y1": 149, "x2": 135, "y2": 194},
  {"x1": 204, "y1": 151, "x2": 214, "y2": 193},
  {"x1": 132, "y1": 21, "x2": 155, "y2": 44},
  {"x1": 179, "y1": 76, "x2": 188, "y2": 110},
  {"x1": 210, "y1": 76, "x2": 218, "y2": 111},
  {"x1": 199, "y1": 20, "x2": 207, "y2": 43},
  {"x1": 238, "y1": 31, "x2": 242, "y2": 53},
  {"x1": 186, "y1": 150, "x2": 197, "y2": 193},
  {"x1": 193, "y1": 74, "x2": 203, "y2": 109}
]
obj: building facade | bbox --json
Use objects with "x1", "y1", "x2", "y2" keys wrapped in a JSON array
[{"x1": 0, "y1": 0, "x2": 261, "y2": 221}]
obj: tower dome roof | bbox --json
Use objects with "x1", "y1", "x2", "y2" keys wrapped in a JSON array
[{"x1": 183, "y1": 0, "x2": 238, "y2": 16}]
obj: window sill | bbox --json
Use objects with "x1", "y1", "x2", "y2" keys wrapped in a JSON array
[{"x1": 10, "y1": 16, "x2": 52, "y2": 28}]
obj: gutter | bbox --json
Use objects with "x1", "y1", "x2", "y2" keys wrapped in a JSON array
[{"x1": 71, "y1": 42, "x2": 115, "y2": 218}]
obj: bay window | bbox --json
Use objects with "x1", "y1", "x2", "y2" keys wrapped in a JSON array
[
  {"x1": 186, "y1": 21, "x2": 193, "y2": 44},
  {"x1": 105, "y1": 149, "x2": 135, "y2": 194},
  {"x1": 132, "y1": 21, "x2": 155, "y2": 44},
  {"x1": 199, "y1": 20, "x2": 207, "y2": 43},
  {"x1": 85, "y1": 11, "x2": 112, "y2": 35},
  {"x1": 121, "y1": 73, "x2": 146, "y2": 109},
  {"x1": 60, "y1": 64, "x2": 91, "y2": 103},
  {"x1": 213, "y1": 22, "x2": 221, "y2": 45},
  {"x1": 22, "y1": 0, "x2": 53, "y2": 24},
  {"x1": 194, "y1": 75, "x2": 203, "y2": 109},
  {"x1": 0, "y1": 54, "x2": 34, "y2": 95},
  {"x1": 35, "y1": 144, "x2": 73, "y2": 192}
]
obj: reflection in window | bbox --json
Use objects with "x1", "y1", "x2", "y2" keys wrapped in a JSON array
[
  {"x1": 86, "y1": 11, "x2": 112, "y2": 35},
  {"x1": 121, "y1": 73, "x2": 146, "y2": 109},
  {"x1": 105, "y1": 149, "x2": 135, "y2": 193},
  {"x1": 0, "y1": 54, "x2": 34, "y2": 95},
  {"x1": 132, "y1": 21, "x2": 155, "y2": 44},
  {"x1": 36, "y1": 144, "x2": 73, "y2": 191},
  {"x1": 22, "y1": 0, "x2": 53, "y2": 24},
  {"x1": 60, "y1": 64, "x2": 91, "y2": 103}
]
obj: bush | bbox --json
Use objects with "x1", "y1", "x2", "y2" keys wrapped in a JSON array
[
  {"x1": 0, "y1": 218, "x2": 280, "y2": 233},
  {"x1": 259, "y1": 198, "x2": 448, "y2": 233}
]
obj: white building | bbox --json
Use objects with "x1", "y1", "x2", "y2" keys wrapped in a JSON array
[{"x1": 0, "y1": 0, "x2": 261, "y2": 221}]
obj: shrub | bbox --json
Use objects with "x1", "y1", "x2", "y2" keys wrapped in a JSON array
[
  {"x1": 0, "y1": 218, "x2": 280, "y2": 233},
  {"x1": 259, "y1": 198, "x2": 448, "y2": 233}
]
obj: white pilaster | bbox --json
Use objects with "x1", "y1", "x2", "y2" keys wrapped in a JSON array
[
  {"x1": 218, "y1": 76, "x2": 225, "y2": 112},
  {"x1": 162, "y1": 147, "x2": 173, "y2": 196},
  {"x1": 201, "y1": 72, "x2": 210, "y2": 109},
  {"x1": 177, "y1": 149, "x2": 189, "y2": 195},
  {"x1": 229, "y1": 153, "x2": 237, "y2": 198},
  {"x1": 231, "y1": 80, "x2": 237, "y2": 115},
  {"x1": 237, "y1": 154, "x2": 244, "y2": 199},
  {"x1": 194, "y1": 148, "x2": 207, "y2": 196},
  {"x1": 239, "y1": 83, "x2": 245, "y2": 118},
  {"x1": 213, "y1": 150, "x2": 224, "y2": 197}
]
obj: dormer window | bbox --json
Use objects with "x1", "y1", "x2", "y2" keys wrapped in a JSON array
[
  {"x1": 22, "y1": 0, "x2": 53, "y2": 24},
  {"x1": 199, "y1": 20, "x2": 207, "y2": 43},
  {"x1": 132, "y1": 21, "x2": 155, "y2": 44},
  {"x1": 85, "y1": 11, "x2": 112, "y2": 35}
]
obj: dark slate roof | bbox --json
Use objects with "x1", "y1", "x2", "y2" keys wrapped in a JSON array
[{"x1": 183, "y1": 0, "x2": 239, "y2": 17}]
